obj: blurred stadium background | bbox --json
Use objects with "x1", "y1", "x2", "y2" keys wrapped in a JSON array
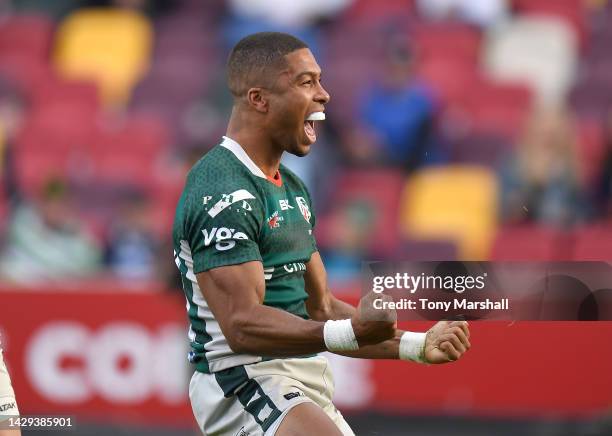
[{"x1": 0, "y1": 0, "x2": 611, "y2": 435}]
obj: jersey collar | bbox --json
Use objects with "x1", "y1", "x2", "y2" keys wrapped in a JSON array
[{"x1": 221, "y1": 136, "x2": 267, "y2": 179}]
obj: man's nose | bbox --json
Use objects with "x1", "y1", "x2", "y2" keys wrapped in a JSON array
[{"x1": 315, "y1": 83, "x2": 330, "y2": 104}]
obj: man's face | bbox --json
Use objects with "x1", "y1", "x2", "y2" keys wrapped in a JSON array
[{"x1": 264, "y1": 48, "x2": 330, "y2": 156}]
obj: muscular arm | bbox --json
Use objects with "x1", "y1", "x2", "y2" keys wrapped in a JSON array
[
  {"x1": 304, "y1": 252, "x2": 403, "y2": 359},
  {"x1": 196, "y1": 257, "x2": 395, "y2": 358},
  {"x1": 196, "y1": 261, "x2": 327, "y2": 357}
]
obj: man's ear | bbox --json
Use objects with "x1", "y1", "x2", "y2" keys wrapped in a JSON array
[{"x1": 246, "y1": 87, "x2": 268, "y2": 113}]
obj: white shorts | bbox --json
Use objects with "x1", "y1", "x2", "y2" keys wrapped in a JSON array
[
  {"x1": 189, "y1": 355, "x2": 354, "y2": 436},
  {"x1": 0, "y1": 350, "x2": 19, "y2": 422}
]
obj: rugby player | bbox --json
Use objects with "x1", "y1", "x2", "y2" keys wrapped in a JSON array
[
  {"x1": 0, "y1": 346, "x2": 20, "y2": 435},
  {"x1": 173, "y1": 32, "x2": 471, "y2": 436}
]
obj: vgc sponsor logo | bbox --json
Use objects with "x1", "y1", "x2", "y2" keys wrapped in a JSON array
[{"x1": 202, "y1": 227, "x2": 248, "y2": 251}]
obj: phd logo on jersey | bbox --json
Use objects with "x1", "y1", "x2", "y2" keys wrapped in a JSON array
[
  {"x1": 202, "y1": 227, "x2": 248, "y2": 251},
  {"x1": 295, "y1": 197, "x2": 311, "y2": 223},
  {"x1": 207, "y1": 190, "x2": 255, "y2": 217}
]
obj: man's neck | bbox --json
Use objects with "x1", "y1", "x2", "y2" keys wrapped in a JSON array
[{"x1": 226, "y1": 113, "x2": 283, "y2": 178}]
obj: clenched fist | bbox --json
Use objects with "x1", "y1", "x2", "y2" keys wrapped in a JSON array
[
  {"x1": 423, "y1": 320, "x2": 471, "y2": 364},
  {"x1": 352, "y1": 292, "x2": 397, "y2": 347}
]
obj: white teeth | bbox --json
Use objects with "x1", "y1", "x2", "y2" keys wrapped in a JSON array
[{"x1": 306, "y1": 111, "x2": 325, "y2": 121}]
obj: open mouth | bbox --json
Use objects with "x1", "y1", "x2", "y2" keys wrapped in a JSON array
[{"x1": 304, "y1": 111, "x2": 325, "y2": 143}]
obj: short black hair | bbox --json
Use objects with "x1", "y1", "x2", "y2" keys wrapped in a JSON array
[{"x1": 227, "y1": 32, "x2": 309, "y2": 98}]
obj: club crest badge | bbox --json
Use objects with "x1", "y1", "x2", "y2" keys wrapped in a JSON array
[{"x1": 295, "y1": 196, "x2": 311, "y2": 223}]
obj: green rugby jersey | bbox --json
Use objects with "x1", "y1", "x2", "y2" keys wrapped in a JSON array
[{"x1": 173, "y1": 136, "x2": 318, "y2": 373}]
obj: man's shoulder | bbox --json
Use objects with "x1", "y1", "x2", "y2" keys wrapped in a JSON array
[
  {"x1": 186, "y1": 146, "x2": 256, "y2": 194},
  {"x1": 182, "y1": 146, "x2": 263, "y2": 220},
  {"x1": 188, "y1": 145, "x2": 235, "y2": 178}
]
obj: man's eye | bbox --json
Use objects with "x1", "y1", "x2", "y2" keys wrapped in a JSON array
[{"x1": 302, "y1": 80, "x2": 313, "y2": 86}]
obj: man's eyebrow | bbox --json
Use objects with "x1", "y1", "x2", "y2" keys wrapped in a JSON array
[{"x1": 295, "y1": 71, "x2": 322, "y2": 80}]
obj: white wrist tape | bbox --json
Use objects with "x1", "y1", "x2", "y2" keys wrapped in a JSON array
[
  {"x1": 399, "y1": 331, "x2": 427, "y2": 363},
  {"x1": 323, "y1": 319, "x2": 359, "y2": 352}
]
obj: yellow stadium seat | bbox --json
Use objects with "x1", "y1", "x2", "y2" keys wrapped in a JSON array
[
  {"x1": 53, "y1": 8, "x2": 153, "y2": 107},
  {"x1": 399, "y1": 165, "x2": 498, "y2": 260}
]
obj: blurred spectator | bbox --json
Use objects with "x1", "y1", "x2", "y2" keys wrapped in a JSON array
[
  {"x1": 499, "y1": 107, "x2": 585, "y2": 227},
  {"x1": 0, "y1": 179, "x2": 102, "y2": 284},
  {"x1": 352, "y1": 38, "x2": 438, "y2": 170},
  {"x1": 104, "y1": 189, "x2": 160, "y2": 282},
  {"x1": 416, "y1": 0, "x2": 509, "y2": 28}
]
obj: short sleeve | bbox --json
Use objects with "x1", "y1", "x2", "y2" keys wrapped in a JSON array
[{"x1": 184, "y1": 185, "x2": 265, "y2": 273}]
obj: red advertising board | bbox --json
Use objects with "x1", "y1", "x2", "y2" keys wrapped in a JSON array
[{"x1": 0, "y1": 289, "x2": 611, "y2": 425}]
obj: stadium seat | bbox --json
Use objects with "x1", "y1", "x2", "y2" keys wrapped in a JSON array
[
  {"x1": 572, "y1": 225, "x2": 612, "y2": 260},
  {"x1": 0, "y1": 15, "x2": 52, "y2": 91},
  {"x1": 483, "y1": 16, "x2": 578, "y2": 104},
  {"x1": 12, "y1": 148, "x2": 86, "y2": 197},
  {"x1": 457, "y1": 79, "x2": 533, "y2": 139},
  {"x1": 18, "y1": 97, "x2": 97, "y2": 150},
  {"x1": 92, "y1": 114, "x2": 169, "y2": 156},
  {"x1": 412, "y1": 23, "x2": 482, "y2": 66},
  {"x1": 30, "y1": 76, "x2": 100, "y2": 110},
  {"x1": 53, "y1": 8, "x2": 153, "y2": 106},
  {"x1": 89, "y1": 115, "x2": 169, "y2": 187},
  {"x1": 0, "y1": 14, "x2": 54, "y2": 63},
  {"x1": 439, "y1": 78, "x2": 533, "y2": 144},
  {"x1": 399, "y1": 165, "x2": 498, "y2": 260},
  {"x1": 341, "y1": 0, "x2": 415, "y2": 27},
  {"x1": 15, "y1": 111, "x2": 168, "y2": 195},
  {"x1": 131, "y1": 56, "x2": 210, "y2": 109},
  {"x1": 0, "y1": 55, "x2": 49, "y2": 93},
  {"x1": 490, "y1": 225, "x2": 570, "y2": 260},
  {"x1": 416, "y1": 58, "x2": 478, "y2": 104},
  {"x1": 15, "y1": 95, "x2": 98, "y2": 191}
]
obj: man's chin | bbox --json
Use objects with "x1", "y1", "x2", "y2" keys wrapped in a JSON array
[{"x1": 287, "y1": 143, "x2": 312, "y2": 157}]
